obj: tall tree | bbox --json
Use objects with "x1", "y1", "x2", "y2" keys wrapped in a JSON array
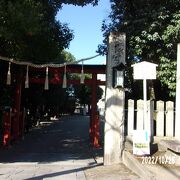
[
  {"x1": 0, "y1": 0, "x2": 99, "y2": 63},
  {"x1": 99, "y1": 0, "x2": 180, "y2": 98},
  {"x1": 0, "y1": 0, "x2": 73, "y2": 63}
]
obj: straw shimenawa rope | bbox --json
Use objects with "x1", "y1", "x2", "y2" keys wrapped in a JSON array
[{"x1": 0, "y1": 54, "x2": 100, "y2": 68}]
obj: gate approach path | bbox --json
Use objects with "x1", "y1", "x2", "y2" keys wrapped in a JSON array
[{"x1": 0, "y1": 115, "x2": 139, "y2": 180}]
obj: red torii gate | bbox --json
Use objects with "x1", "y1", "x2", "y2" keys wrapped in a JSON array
[{"x1": 7, "y1": 64, "x2": 106, "y2": 148}]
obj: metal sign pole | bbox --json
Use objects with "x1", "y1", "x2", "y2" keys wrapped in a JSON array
[{"x1": 143, "y1": 78, "x2": 147, "y2": 131}]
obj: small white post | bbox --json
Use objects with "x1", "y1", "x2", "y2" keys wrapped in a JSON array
[
  {"x1": 127, "y1": 99, "x2": 134, "y2": 136},
  {"x1": 147, "y1": 100, "x2": 154, "y2": 142},
  {"x1": 175, "y1": 43, "x2": 180, "y2": 140},
  {"x1": 166, "y1": 101, "x2": 174, "y2": 137},
  {"x1": 156, "y1": 101, "x2": 165, "y2": 137}
]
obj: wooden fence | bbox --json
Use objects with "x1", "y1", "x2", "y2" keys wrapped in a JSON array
[{"x1": 126, "y1": 99, "x2": 175, "y2": 138}]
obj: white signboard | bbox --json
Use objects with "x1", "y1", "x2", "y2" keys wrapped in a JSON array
[
  {"x1": 132, "y1": 61, "x2": 158, "y2": 145},
  {"x1": 133, "y1": 130, "x2": 150, "y2": 156},
  {"x1": 132, "y1": 61, "x2": 158, "y2": 80}
]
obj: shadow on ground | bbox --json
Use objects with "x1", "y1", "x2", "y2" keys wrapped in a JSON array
[{"x1": 0, "y1": 115, "x2": 97, "y2": 164}]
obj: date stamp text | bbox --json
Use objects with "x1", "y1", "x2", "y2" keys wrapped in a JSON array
[{"x1": 141, "y1": 156, "x2": 175, "y2": 165}]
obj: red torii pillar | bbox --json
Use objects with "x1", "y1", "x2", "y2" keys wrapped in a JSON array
[
  {"x1": 3, "y1": 110, "x2": 12, "y2": 146},
  {"x1": 90, "y1": 73, "x2": 100, "y2": 148},
  {"x1": 12, "y1": 72, "x2": 23, "y2": 141}
]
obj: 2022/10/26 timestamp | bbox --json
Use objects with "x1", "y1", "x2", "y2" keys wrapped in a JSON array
[{"x1": 141, "y1": 156, "x2": 175, "y2": 165}]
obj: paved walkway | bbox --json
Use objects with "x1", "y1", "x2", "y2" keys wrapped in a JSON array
[{"x1": 0, "y1": 115, "x2": 140, "y2": 180}]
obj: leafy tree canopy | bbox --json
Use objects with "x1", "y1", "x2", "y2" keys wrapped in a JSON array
[
  {"x1": 0, "y1": 0, "x2": 99, "y2": 63},
  {"x1": 99, "y1": 0, "x2": 180, "y2": 97}
]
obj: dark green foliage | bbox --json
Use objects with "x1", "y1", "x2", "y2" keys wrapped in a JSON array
[
  {"x1": 99, "y1": 0, "x2": 180, "y2": 98},
  {"x1": 0, "y1": 0, "x2": 73, "y2": 63}
]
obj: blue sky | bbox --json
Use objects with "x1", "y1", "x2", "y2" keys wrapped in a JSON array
[{"x1": 56, "y1": 0, "x2": 111, "y2": 64}]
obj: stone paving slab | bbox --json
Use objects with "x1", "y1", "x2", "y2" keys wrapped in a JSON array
[
  {"x1": 0, "y1": 164, "x2": 87, "y2": 180},
  {"x1": 0, "y1": 162, "x2": 141, "y2": 180},
  {"x1": 84, "y1": 163, "x2": 140, "y2": 180}
]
